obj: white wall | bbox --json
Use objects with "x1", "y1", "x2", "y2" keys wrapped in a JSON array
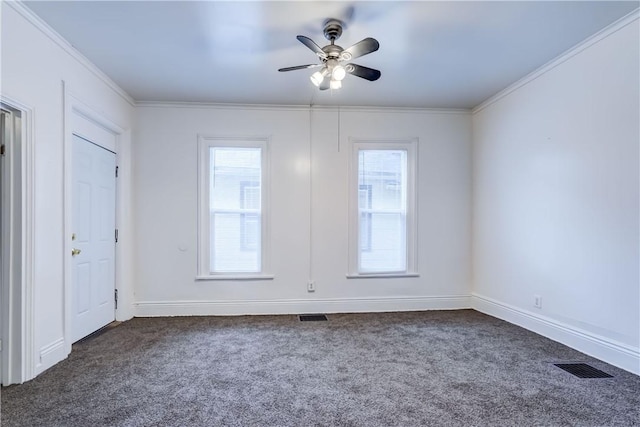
[
  {"x1": 133, "y1": 105, "x2": 472, "y2": 315},
  {"x1": 472, "y1": 16, "x2": 639, "y2": 373},
  {"x1": 1, "y1": 3, "x2": 135, "y2": 380},
  {"x1": 9, "y1": 0, "x2": 635, "y2": 382}
]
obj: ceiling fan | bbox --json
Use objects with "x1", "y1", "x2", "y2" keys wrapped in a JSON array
[{"x1": 278, "y1": 18, "x2": 381, "y2": 90}]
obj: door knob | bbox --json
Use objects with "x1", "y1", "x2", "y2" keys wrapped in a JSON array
[{"x1": 71, "y1": 248, "x2": 81, "y2": 256}]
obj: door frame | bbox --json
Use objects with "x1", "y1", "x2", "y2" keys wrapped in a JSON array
[
  {"x1": 0, "y1": 95, "x2": 35, "y2": 385},
  {"x1": 63, "y1": 87, "x2": 132, "y2": 355}
]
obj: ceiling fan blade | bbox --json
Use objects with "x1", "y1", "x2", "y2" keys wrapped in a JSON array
[
  {"x1": 278, "y1": 64, "x2": 322, "y2": 72},
  {"x1": 340, "y1": 5, "x2": 355, "y2": 26},
  {"x1": 347, "y1": 64, "x2": 381, "y2": 81},
  {"x1": 341, "y1": 38, "x2": 379, "y2": 61},
  {"x1": 319, "y1": 79, "x2": 330, "y2": 91},
  {"x1": 296, "y1": 35, "x2": 327, "y2": 59}
]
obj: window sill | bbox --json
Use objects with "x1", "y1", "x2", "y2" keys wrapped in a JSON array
[
  {"x1": 346, "y1": 273, "x2": 420, "y2": 279},
  {"x1": 195, "y1": 274, "x2": 275, "y2": 281}
]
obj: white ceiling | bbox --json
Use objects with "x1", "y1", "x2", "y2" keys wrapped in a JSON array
[{"x1": 24, "y1": 1, "x2": 638, "y2": 109}]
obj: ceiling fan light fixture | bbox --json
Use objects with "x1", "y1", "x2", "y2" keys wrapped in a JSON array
[
  {"x1": 330, "y1": 79, "x2": 342, "y2": 90},
  {"x1": 310, "y1": 71, "x2": 323, "y2": 87},
  {"x1": 310, "y1": 68, "x2": 328, "y2": 87},
  {"x1": 332, "y1": 65, "x2": 346, "y2": 81}
]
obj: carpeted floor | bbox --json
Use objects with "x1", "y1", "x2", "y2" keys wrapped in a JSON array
[{"x1": 1, "y1": 310, "x2": 639, "y2": 426}]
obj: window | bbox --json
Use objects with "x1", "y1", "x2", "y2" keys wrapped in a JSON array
[
  {"x1": 348, "y1": 139, "x2": 418, "y2": 277},
  {"x1": 198, "y1": 136, "x2": 271, "y2": 279}
]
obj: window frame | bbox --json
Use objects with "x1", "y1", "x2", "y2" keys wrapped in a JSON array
[
  {"x1": 347, "y1": 138, "x2": 419, "y2": 278},
  {"x1": 197, "y1": 135, "x2": 272, "y2": 281}
]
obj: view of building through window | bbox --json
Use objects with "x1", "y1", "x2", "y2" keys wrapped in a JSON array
[
  {"x1": 357, "y1": 149, "x2": 407, "y2": 273},
  {"x1": 209, "y1": 147, "x2": 262, "y2": 273}
]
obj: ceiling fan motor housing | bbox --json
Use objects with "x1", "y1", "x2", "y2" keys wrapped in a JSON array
[
  {"x1": 322, "y1": 44, "x2": 344, "y2": 60},
  {"x1": 323, "y1": 19, "x2": 344, "y2": 42}
]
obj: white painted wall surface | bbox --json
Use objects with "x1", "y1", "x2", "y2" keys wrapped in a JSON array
[
  {"x1": 133, "y1": 105, "x2": 471, "y2": 315},
  {"x1": 472, "y1": 18, "x2": 639, "y2": 372},
  {"x1": 1, "y1": 3, "x2": 134, "y2": 379}
]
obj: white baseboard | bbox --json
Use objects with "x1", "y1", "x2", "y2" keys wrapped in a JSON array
[
  {"x1": 472, "y1": 293, "x2": 640, "y2": 375},
  {"x1": 135, "y1": 295, "x2": 472, "y2": 317},
  {"x1": 36, "y1": 338, "x2": 66, "y2": 376}
]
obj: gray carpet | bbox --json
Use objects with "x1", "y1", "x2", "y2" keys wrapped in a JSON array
[{"x1": 1, "y1": 310, "x2": 639, "y2": 426}]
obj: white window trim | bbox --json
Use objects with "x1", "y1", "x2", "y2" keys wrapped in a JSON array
[
  {"x1": 197, "y1": 135, "x2": 272, "y2": 280},
  {"x1": 347, "y1": 138, "x2": 419, "y2": 278}
]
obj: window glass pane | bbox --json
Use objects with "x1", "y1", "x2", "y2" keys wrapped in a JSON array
[
  {"x1": 209, "y1": 147, "x2": 261, "y2": 273},
  {"x1": 359, "y1": 185, "x2": 372, "y2": 252},
  {"x1": 358, "y1": 150, "x2": 407, "y2": 272}
]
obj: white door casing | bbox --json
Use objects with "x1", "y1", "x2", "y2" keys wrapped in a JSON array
[
  {"x1": 63, "y1": 89, "x2": 132, "y2": 364},
  {"x1": 71, "y1": 135, "x2": 116, "y2": 342},
  {"x1": 0, "y1": 107, "x2": 13, "y2": 384},
  {"x1": 0, "y1": 99, "x2": 35, "y2": 385}
]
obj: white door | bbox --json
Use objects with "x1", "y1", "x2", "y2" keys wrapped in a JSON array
[{"x1": 71, "y1": 134, "x2": 116, "y2": 342}]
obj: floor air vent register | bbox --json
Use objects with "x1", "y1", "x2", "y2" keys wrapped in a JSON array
[
  {"x1": 299, "y1": 314, "x2": 328, "y2": 322},
  {"x1": 554, "y1": 363, "x2": 613, "y2": 378}
]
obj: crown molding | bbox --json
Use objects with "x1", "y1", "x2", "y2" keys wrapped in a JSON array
[
  {"x1": 6, "y1": 0, "x2": 136, "y2": 107},
  {"x1": 136, "y1": 101, "x2": 313, "y2": 112},
  {"x1": 472, "y1": 8, "x2": 640, "y2": 115},
  {"x1": 135, "y1": 101, "x2": 470, "y2": 115}
]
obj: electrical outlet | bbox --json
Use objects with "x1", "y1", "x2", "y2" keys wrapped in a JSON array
[
  {"x1": 534, "y1": 295, "x2": 542, "y2": 309},
  {"x1": 307, "y1": 281, "x2": 315, "y2": 292}
]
